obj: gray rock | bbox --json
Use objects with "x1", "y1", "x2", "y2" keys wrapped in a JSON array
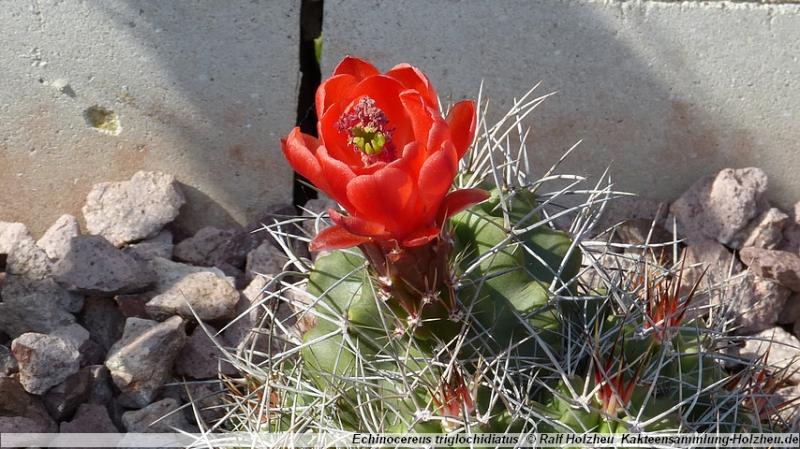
[
  {"x1": 223, "y1": 276, "x2": 270, "y2": 352},
  {"x1": 733, "y1": 207, "x2": 790, "y2": 250},
  {"x1": 105, "y1": 316, "x2": 186, "y2": 408},
  {"x1": 83, "y1": 171, "x2": 186, "y2": 246},
  {"x1": 301, "y1": 197, "x2": 339, "y2": 236},
  {"x1": 772, "y1": 384, "x2": 800, "y2": 428},
  {"x1": 0, "y1": 222, "x2": 51, "y2": 279},
  {"x1": 51, "y1": 323, "x2": 104, "y2": 366},
  {"x1": 173, "y1": 227, "x2": 249, "y2": 287},
  {"x1": 37, "y1": 214, "x2": 81, "y2": 261},
  {"x1": 729, "y1": 273, "x2": 791, "y2": 334},
  {"x1": 278, "y1": 284, "x2": 317, "y2": 341},
  {"x1": 180, "y1": 381, "x2": 226, "y2": 424},
  {"x1": 43, "y1": 366, "x2": 92, "y2": 420},
  {"x1": 579, "y1": 252, "x2": 638, "y2": 291},
  {"x1": 173, "y1": 227, "x2": 236, "y2": 266},
  {"x1": 174, "y1": 325, "x2": 237, "y2": 379},
  {"x1": 596, "y1": 196, "x2": 670, "y2": 234},
  {"x1": 224, "y1": 277, "x2": 313, "y2": 358},
  {"x1": 60, "y1": 403, "x2": 118, "y2": 433},
  {"x1": 616, "y1": 218, "x2": 675, "y2": 263},
  {"x1": 86, "y1": 365, "x2": 114, "y2": 405},
  {"x1": 735, "y1": 327, "x2": 800, "y2": 384},
  {"x1": 615, "y1": 219, "x2": 673, "y2": 246},
  {"x1": 245, "y1": 241, "x2": 288, "y2": 281},
  {"x1": 217, "y1": 262, "x2": 247, "y2": 290},
  {"x1": 123, "y1": 230, "x2": 174, "y2": 260},
  {"x1": 670, "y1": 168, "x2": 768, "y2": 246},
  {"x1": 302, "y1": 197, "x2": 337, "y2": 216},
  {"x1": 0, "y1": 416, "x2": 55, "y2": 433},
  {"x1": 79, "y1": 297, "x2": 125, "y2": 351},
  {"x1": 0, "y1": 277, "x2": 77, "y2": 338},
  {"x1": 780, "y1": 222, "x2": 800, "y2": 254},
  {"x1": 52, "y1": 323, "x2": 91, "y2": 351},
  {"x1": 144, "y1": 258, "x2": 239, "y2": 321},
  {"x1": 0, "y1": 222, "x2": 30, "y2": 254},
  {"x1": 779, "y1": 294, "x2": 800, "y2": 326},
  {"x1": 115, "y1": 293, "x2": 152, "y2": 319},
  {"x1": 121, "y1": 398, "x2": 192, "y2": 432},
  {"x1": 779, "y1": 204, "x2": 800, "y2": 254},
  {"x1": 11, "y1": 332, "x2": 81, "y2": 394},
  {"x1": 81, "y1": 339, "x2": 108, "y2": 367},
  {"x1": 52, "y1": 235, "x2": 155, "y2": 296},
  {"x1": 2, "y1": 274, "x2": 84, "y2": 314},
  {"x1": 0, "y1": 345, "x2": 17, "y2": 376},
  {"x1": 740, "y1": 247, "x2": 800, "y2": 292},
  {"x1": 0, "y1": 377, "x2": 56, "y2": 432},
  {"x1": 230, "y1": 203, "x2": 298, "y2": 268}
]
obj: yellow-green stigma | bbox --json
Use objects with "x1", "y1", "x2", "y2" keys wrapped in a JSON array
[
  {"x1": 351, "y1": 126, "x2": 386, "y2": 155},
  {"x1": 336, "y1": 96, "x2": 395, "y2": 161}
]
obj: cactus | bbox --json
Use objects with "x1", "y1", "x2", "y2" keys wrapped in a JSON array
[{"x1": 211, "y1": 82, "x2": 792, "y2": 442}]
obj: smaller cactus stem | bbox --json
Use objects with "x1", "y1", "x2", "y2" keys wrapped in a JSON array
[
  {"x1": 430, "y1": 367, "x2": 475, "y2": 423},
  {"x1": 358, "y1": 234, "x2": 460, "y2": 337},
  {"x1": 593, "y1": 333, "x2": 642, "y2": 418},
  {"x1": 640, "y1": 259, "x2": 706, "y2": 344}
]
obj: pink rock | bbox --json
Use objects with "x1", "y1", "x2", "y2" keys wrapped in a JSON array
[
  {"x1": 105, "y1": 316, "x2": 186, "y2": 408},
  {"x1": 680, "y1": 239, "x2": 742, "y2": 319},
  {"x1": 670, "y1": 168, "x2": 768, "y2": 246},
  {"x1": 740, "y1": 247, "x2": 800, "y2": 292},
  {"x1": 734, "y1": 327, "x2": 800, "y2": 384},
  {"x1": 729, "y1": 273, "x2": 790, "y2": 334},
  {"x1": 733, "y1": 207, "x2": 790, "y2": 250}
]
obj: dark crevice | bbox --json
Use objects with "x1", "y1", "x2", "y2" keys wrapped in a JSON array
[{"x1": 292, "y1": 0, "x2": 324, "y2": 208}]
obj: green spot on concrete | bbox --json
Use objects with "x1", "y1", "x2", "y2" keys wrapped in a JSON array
[{"x1": 83, "y1": 106, "x2": 121, "y2": 135}]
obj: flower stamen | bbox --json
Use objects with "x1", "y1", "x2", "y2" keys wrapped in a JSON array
[{"x1": 337, "y1": 97, "x2": 395, "y2": 161}]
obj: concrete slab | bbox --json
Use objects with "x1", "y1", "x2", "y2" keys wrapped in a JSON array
[
  {"x1": 323, "y1": 0, "x2": 800, "y2": 208},
  {"x1": 0, "y1": 0, "x2": 299, "y2": 236}
]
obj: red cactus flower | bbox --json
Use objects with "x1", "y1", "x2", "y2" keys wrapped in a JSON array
[
  {"x1": 593, "y1": 336, "x2": 642, "y2": 416},
  {"x1": 594, "y1": 356, "x2": 638, "y2": 416},
  {"x1": 282, "y1": 56, "x2": 488, "y2": 251},
  {"x1": 641, "y1": 261, "x2": 705, "y2": 343},
  {"x1": 431, "y1": 368, "x2": 475, "y2": 420}
]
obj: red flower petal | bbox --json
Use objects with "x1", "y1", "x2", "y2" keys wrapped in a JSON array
[
  {"x1": 315, "y1": 74, "x2": 357, "y2": 117},
  {"x1": 399, "y1": 90, "x2": 435, "y2": 145},
  {"x1": 401, "y1": 226, "x2": 440, "y2": 247},
  {"x1": 329, "y1": 209, "x2": 390, "y2": 238},
  {"x1": 318, "y1": 103, "x2": 360, "y2": 167},
  {"x1": 446, "y1": 100, "x2": 477, "y2": 159},
  {"x1": 437, "y1": 188, "x2": 490, "y2": 223},
  {"x1": 426, "y1": 117, "x2": 450, "y2": 156},
  {"x1": 386, "y1": 63, "x2": 439, "y2": 110},
  {"x1": 352, "y1": 161, "x2": 387, "y2": 176},
  {"x1": 281, "y1": 128, "x2": 329, "y2": 193},
  {"x1": 346, "y1": 167, "x2": 420, "y2": 236},
  {"x1": 332, "y1": 55, "x2": 380, "y2": 80},
  {"x1": 317, "y1": 146, "x2": 356, "y2": 210},
  {"x1": 387, "y1": 141, "x2": 426, "y2": 180},
  {"x1": 309, "y1": 225, "x2": 371, "y2": 252},
  {"x1": 417, "y1": 141, "x2": 458, "y2": 216}
]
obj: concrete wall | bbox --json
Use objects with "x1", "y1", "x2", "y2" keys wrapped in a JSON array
[
  {"x1": 2, "y1": 0, "x2": 798, "y2": 237},
  {"x1": 0, "y1": 0, "x2": 298, "y2": 236},
  {"x1": 323, "y1": 0, "x2": 800, "y2": 209}
]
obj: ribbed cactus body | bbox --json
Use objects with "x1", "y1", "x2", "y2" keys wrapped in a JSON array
[
  {"x1": 296, "y1": 186, "x2": 583, "y2": 432},
  {"x1": 267, "y1": 185, "x2": 771, "y2": 436}
]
